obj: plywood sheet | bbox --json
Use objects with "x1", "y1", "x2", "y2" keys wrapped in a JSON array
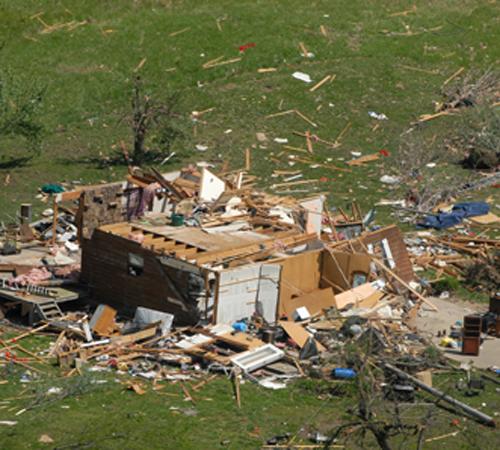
[
  {"x1": 282, "y1": 288, "x2": 336, "y2": 319},
  {"x1": 321, "y1": 251, "x2": 371, "y2": 292},
  {"x1": 469, "y1": 212, "x2": 500, "y2": 225},
  {"x1": 279, "y1": 321, "x2": 325, "y2": 352},
  {"x1": 274, "y1": 249, "x2": 322, "y2": 317},
  {"x1": 132, "y1": 224, "x2": 269, "y2": 252},
  {"x1": 89, "y1": 304, "x2": 117, "y2": 336},
  {"x1": 219, "y1": 332, "x2": 265, "y2": 350},
  {"x1": 334, "y1": 283, "x2": 379, "y2": 310}
]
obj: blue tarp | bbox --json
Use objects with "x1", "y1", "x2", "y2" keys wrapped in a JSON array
[{"x1": 419, "y1": 202, "x2": 490, "y2": 229}]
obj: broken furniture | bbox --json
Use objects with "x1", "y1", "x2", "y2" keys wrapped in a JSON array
[{"x1": 462, "y1": 314, "x2": 482, "y2": 356}]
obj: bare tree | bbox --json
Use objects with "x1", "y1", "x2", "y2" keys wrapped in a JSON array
[
  {"x1": 0, "y1": 69, "x2": 45, "y2": 158},
  {"x1": 129, "y1": 76, "x2": 181, "y2": 164}
]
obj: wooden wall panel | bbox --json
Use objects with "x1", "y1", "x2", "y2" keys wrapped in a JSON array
[
  {"x1": 352, "y1": 225, "x2": 414, "y2": 283},
  {"x1": 271, "y1": 249, "x2": 323, "y2": 317},
  {"x1": 81, "y1": 230, "x2": 197, "y2": 324}
]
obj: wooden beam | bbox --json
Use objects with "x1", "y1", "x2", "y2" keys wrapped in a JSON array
[{"x1": 174, "y1": 247, "x2": 199, "y2": 258}]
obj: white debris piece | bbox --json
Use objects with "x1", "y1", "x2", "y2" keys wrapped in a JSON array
[
  {"x1": 380, "y1": 175, "x2": 401, "y2": 185},
  {"x1": 368, "y1": 111, "x2": 388, "y2": 120},
  {"x1": 0, "y1": 421, "x2": 17, "y2": 426},
  {"x1": 292, "y1": 71, "x2": 312, "y2": 83}
]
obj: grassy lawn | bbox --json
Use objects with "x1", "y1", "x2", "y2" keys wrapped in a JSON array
[
  {"x1": 1, "y1": 1, "x2": 500, "y2": 448},
  {"x1": 1, "y1": 333, "x2": 500, "y2": 449},
  {"x1": 0, "y1": 0, "x2": 499, "y2": 221}
]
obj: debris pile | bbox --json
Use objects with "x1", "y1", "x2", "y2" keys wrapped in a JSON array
[{"x1": 1, "y1": 160, "x2": 499, "y2": 440}]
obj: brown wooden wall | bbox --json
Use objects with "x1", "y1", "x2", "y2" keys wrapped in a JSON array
[
  {"x1": 271, "y1": 249, "x2": 323, "y2": 317},
  {"x1": 356, "y1": 225, "x2": 414, "y2": 283},
  {"x1": 81, "y1": 229, "x2": 198, "y2": 323}
]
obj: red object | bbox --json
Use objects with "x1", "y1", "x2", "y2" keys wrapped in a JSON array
[
  {"x1": 379, "y1": 149, "x2": 390, "y2": 157},
  {"x1": 238, "y1": 42, "x2": 256, "y2": 52},
  {"x1": 319, "y1": 176, "x2": 329, "y2": 182}
]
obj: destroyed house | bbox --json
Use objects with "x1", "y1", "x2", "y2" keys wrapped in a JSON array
[
  {"x1": 81, "y1": 218, "x2": 319, "y2": 324},
  {"x1": 65, "y1": 165, "x2": 413, "y2": 326},
  {"x1": 81, "y1": 215, "x2": 412, "y2": 325}
]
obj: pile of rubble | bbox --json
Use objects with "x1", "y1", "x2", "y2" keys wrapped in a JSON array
[{"x1": 1, "y1": 161, "x2": 499, "y2": 434}]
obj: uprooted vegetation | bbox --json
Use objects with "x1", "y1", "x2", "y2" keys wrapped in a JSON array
[
  {"x1": 456, "y1": 107, "x2": 500, "y2": 170},
  {"x1": 438, "y1": 68, "x2": 500, "y2": 113}
]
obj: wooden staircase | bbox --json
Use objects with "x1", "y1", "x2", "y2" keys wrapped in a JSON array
[{"x1": 35, "y1": 300, "x2": 63, "y2": 322}]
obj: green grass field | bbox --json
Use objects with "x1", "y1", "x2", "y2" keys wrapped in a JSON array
[
  {"x1": 1, "y1": 0, "x2": 499, "y2": 221},
  {"x1": 1, "y1": 1, "x2": 500, "y2": 448},
  {"x1": 1, "y1": 332, "x2": 499, "y2": 449}
]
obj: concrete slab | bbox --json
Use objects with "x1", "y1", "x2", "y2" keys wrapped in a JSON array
[{"x1": 415, "y1": 297, "x2": 500, "y2": 369}]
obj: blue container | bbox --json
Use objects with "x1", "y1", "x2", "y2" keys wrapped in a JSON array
[
  {"x1": 232, "y1": 321, "x2": 247, "y2": 333},
  {"x1": 332, "y1": 368, "x2": 357, "y2": 379}
]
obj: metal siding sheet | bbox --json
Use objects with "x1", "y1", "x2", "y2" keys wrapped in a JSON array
[{"x1": 257, "y1": 264, "x2": 281, "y2": 323}]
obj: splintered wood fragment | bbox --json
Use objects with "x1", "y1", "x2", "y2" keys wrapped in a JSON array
[
  {"x1": 233, "y1": 373, "x2": 241, "y2": 408},
  {"x1": 283, "y1": 145, "x2": 308, "y2": 153},
  {"x1": 134, "y1": 58, "x2": 147, "y2": 73},
  {"x1": 418, "y1": 110, "x2": 453, "y2": 122},
  {"x1": 310, "y1": 75, "x2": 332, "y2": 92},
  {"x1": 203, "y1": 57, "x2": 241, "y2": 69},
  {"x1": 5, "y1": 324, "x2": 50, "y2": 344},
  {"x1": 169, "y1": 27, "x2": 190, "y2": 37},
  {"x1": 293, "y1": 131, "x2": 337, "y2": 148},
  {"x1": 30, "y1": 11, "x2": 45, "y2": 20},
  {"x1": 442, "y1": 67, "x2": 464, "y2": 87},
  {"x1": 335, "y1": 121, "x2": 352, "y2": 145},
  {"x1": 294, "y1": 110, "x2": 317, "y2": 127},
  {"x1": 245, "y1": 148, "x2": 251, "y2": 171},
  {"x1": 299, "y1": 42, "x2": 309, "y2": 57},
  {"x1": 9, "y1": 358, "x2": 45, "y2": 374},
  {"x1": 192, "y1": 374, "x2": 217, "y2": 391},
  {"x1": 51, "y1": 197, "x2": 58, "y2": 246},
  {"x1": 266, "y1": 109, "x2": 295, "y2": 119},
  {"x1": 257, "y1": 67, "x2": 277, "y2": 73},
  {"x1": 305, "y1": 130, "x2": 313, "y2": 154},
  {"x1": 390, "y1": 5, "x2": 417, "y2": 17},
  {"x1": 346, "y1": 153, "x2": 379, "y2": 166},
  {"x1": 425, "y1": 431, "x2": 460, "y2": 443},
  {"x1": 180, "y1": 382, "x2": 195, "y2": 404},
  {"x1": 13, "y1": 345, "x2": 48, "y2": 364},
  {"x1": 273, "y1": 169, "x2": 302, "y2": 175},
  {"x1": 272, "y1": 179, "x2": 319, "y2": 188},
  {"x1": 397, "y1": 64, "x2": 439, "y2": 75},
  {"x1": 194, "y1": 107, "x2": 215, "y2": 117},
  {"x1": 320, "y1": 25, "x2": 328, "y2": 37},
  {"x1": 202, "y1": 55, "x2": 224, "y2": 68}
]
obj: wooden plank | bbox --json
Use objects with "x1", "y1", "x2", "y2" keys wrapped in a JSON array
[
  {"x1": 192, "y1": 232, "x2": 305, "y2": 264},
  {"x1": 110, "y1": 326, "x2": 157, "y2": 345},
  {"x1": 174, "y1": 247, "x2": 199, "y2": 258},
  {"x1": 279, "y1": 321, "x2": 325, "y2": 352},
  {"x1": 90, "y1": 305, "x2": 117, "y2": 336}
]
